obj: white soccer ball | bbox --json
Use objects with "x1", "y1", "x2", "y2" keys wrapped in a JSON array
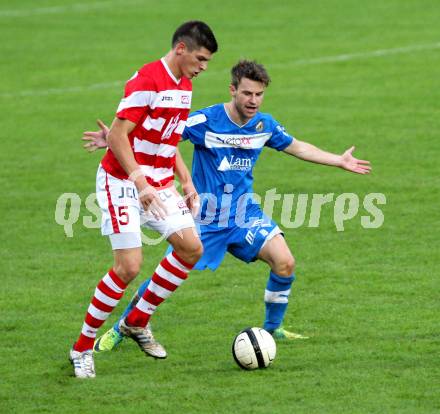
[{"x1": 232, "y1": 327, "x2": 276, "y2": 370}]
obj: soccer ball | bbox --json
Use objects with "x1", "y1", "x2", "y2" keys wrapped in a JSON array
[{"x1": 232, "y1": 327, "x2": 276, "y2": 370}]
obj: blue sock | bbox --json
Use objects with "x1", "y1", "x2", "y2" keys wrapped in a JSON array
[
  {"x1": 263, "y1": 271, "x2": 295, "y2": 332},
  {"x1": 113, "y1": 278, "x2": 151, "y2": 334}
]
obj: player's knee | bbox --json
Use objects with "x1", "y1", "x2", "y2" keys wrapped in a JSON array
[
  {"x1": 189, "y1": 241, "x2": 204, "y2": 262},
  {"x1": 287, "y1": 255, "x2": 296, "y2": 274},
  {"x1": 274, "y1": 254, "x2": 295, "y2": 276},
  {"x1": 114, "y1": 260, "x2": 142, "y2": 283},
  {"x1": 193, "y1": 242, "x2": 204, "y2": 260},
  {"x1": 175, "y1": 241, "x2": 203, "y2": 265}
]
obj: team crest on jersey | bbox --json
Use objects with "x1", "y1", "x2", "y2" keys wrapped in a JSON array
[{"x1": 255, "y1": 121, "x2": 264, "y2": 132}]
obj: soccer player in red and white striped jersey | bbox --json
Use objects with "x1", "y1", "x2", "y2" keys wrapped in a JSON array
[
  {"x1": 101, "y1": 56, "x2": 193, "y2": 188},
  {"x1": 70, "y1": 21, "x2": 218, "y2": 378}
]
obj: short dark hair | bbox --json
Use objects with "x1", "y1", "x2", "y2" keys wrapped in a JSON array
[
  {"x1": 172, "y1": 21, "x2": 218, "y2": 53},
  {"x1": 231, "y1": 60, "x2": 271, "y2": 88}
]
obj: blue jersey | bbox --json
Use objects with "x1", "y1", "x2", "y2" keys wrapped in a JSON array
[{"x1": 182, "y1": 103, "x2": 294, "y2": 230}]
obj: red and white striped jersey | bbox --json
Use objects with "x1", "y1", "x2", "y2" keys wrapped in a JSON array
[{"x1": 101, "y1": 58, "x2": 192, "y2": 187}]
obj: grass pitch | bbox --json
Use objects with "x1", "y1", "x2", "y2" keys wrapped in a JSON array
[{"x1": 1, "y1": 0, "x2": 439, "y2": 413}]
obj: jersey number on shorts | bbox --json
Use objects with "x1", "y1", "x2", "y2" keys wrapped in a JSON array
[{"x1": 117, "y1": 206, "x2": 129, "y2": 225}]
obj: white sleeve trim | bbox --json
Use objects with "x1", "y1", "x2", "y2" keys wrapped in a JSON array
[
  {"x1": 117, "y1": 90, "x2": 157, "y2": 112},
  {"x1": 185, "y1": 113, "x2": 207, "y2": 127}
]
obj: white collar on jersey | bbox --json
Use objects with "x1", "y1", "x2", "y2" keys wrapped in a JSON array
[
  {"x1": 222, "y1": 104, "x2": 255, "y2": 128},
  {"x1": 160, "y1": 57, "x2": 181, "y2": 85}
]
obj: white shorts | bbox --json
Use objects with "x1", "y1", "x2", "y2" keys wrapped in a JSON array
[{"x1": 96, "y1": 165, "x2": 196, "y2": 249}]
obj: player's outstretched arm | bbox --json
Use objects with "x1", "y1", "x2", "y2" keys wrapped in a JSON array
[
  {"x1": 82, "y1": 119, "x2": 109, "y2": 152},
  {"x1": 283, "y1": 140, "x2": 371, "y2": 174}
]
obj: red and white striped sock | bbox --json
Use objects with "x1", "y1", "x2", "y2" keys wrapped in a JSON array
[
  {"x1": 73, "y1": 269, "x2": 127, "y2": 352},
  {"x1": 125, "y1": 251, "x2": 193, "y2": 327}
]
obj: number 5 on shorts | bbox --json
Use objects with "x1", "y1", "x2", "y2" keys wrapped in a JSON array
[{"x1": 117, "y1": 206, "x2": 129, "y2": 225}]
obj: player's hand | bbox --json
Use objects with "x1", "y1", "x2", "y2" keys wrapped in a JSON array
[
  {"x1": 82, "y1": 119, "x2": 109, "y2": 152},
  {"x1": 137, "y1": 183, "x2": 168, "y2": 220},
  {"x1": 182, "y1": 182, "x2": 200, "y2": 216},
  {"x1": 339, "y1": 146, "x2": 371, "y2": 174}
]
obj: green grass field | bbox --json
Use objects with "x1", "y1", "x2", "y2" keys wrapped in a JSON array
[{"x1": 1, "y1": 0, "x2": 439, "y2": 412}]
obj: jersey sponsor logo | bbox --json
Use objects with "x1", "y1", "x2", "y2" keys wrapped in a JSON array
[
  {"x1": 215, "y1": 135, "x2": 251, "y2": 147},
  {"x1": 217, "y1": 155, "x2": 252, "y2": 172},
  {"x1": 161, "y1": 95, "x2": 173, "y2": 101},
  {"x1": 181, "y1": 95, "x2": 190, "y2": 105},
  {"x1": 205, "y1": 131, "x2": 272, "y2": 149}
]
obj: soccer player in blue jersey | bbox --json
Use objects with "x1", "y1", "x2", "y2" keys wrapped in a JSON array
[{"x1": 84, "y1": 60, "x2": 371, "y2": 356}]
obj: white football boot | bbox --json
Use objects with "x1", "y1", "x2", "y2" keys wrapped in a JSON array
[
  {"x1": 118, "y1": 319, "x2": 167, "y2": 359},
  {"x1": 69, "y1": 349, "x2": 96, "y2": 378}
]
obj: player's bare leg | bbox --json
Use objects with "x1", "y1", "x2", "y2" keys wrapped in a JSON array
[
  {"x1": 258, "y1": 234, "x2": 295, "y2": 277},
  {"x1": 167, "y1": 227, "x2": 203, "y2": 265},
  {"x1": 112, "y1": 247, "x2": 143, "y2": 284}
]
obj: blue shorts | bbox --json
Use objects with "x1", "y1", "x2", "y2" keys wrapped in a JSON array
[{"x1": 167, "y1": 204, "x2": 282, "y2": 271}]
